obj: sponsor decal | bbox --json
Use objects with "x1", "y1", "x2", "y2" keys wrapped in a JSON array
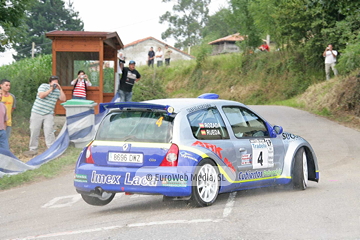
[
  {"x1": 180, "y1": 151, "x2": 198, "y2": 162},
  {"x1": 123, "y1": 143, "x2": 129, "y2": 151},
  {"x1": 238, "y1": 168, "x2": 282, "y2": 181},
  {"x1": 124, "y1": 172, "x2": 157, "y2": 186},
  {"x1": 74, "y1": 174, "x2": 87, "y2": 183},
  {"x1": 186, "y1": 104, "x2": 212, "y2": 113},
  {"x1": 241, "y1": 154, "x2": 252, "y2": 165},
  {"x1": 91, "y1": 171, "x2": 121, "y2": 185},
  {"x1": 192, "y1": 141, "x2": 236, "y2": 172},
  {"x1": 263, "y1": 168, "x2": 282, "y2": 177},
  {"x1": 239, "y1": 170, "x2": 263, "y2": 180},
  {"x1": 282, "y1": 132, "x2": 300, "y2": 141}
]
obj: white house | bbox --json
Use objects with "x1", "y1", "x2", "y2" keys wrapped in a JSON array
[{"x1": 121, "y1": 37, "x2": 195, "y2": 66}]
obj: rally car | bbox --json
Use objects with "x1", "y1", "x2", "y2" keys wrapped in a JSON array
[{"x1": 74, "y1": 94, "x2": 319, "y2": 207}]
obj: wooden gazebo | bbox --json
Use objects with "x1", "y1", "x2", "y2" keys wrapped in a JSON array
[{"x1": 46, "y1": 30, "x2": 124, "y2": 115}]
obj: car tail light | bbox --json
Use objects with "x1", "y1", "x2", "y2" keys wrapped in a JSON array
[
  {"x1": 85, "y1": 146, "x2": 94, "y2": 164},
  {"x1": 160, "y1": 143, "x2": 179, "y2": 167}
]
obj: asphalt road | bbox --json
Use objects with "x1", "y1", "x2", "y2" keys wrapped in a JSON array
[{"x1": 1, "y1": 106, "x2": 359, "y2": 240}]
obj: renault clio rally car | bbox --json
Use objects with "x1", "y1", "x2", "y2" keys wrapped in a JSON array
[{"x1": 74, "y1": 94, "x2": 319, "y2": 207}]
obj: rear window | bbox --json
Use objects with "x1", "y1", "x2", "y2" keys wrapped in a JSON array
[{"x1": 96, "y1": 111, "x2": 174, "y2": 143}]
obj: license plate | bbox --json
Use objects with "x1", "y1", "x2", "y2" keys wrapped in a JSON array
[{"x1": 108, "y1": 152, "x2": 143, "y2": 163}]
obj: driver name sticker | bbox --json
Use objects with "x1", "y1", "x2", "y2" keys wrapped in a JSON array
[{"x1": 250, "y1": 139, "x2": 274, "y2": 169}]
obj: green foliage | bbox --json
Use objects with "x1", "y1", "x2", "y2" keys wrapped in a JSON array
[
  {"x1": 336, "y1": 41, "x2": 360, "y2": 75},
  {"x1": 0, "y1": 146, "x2": 80, "y2": 190},
  {"x1": 10, "y1": 0, "x2": 84, "y2": 60},
  {"x1": 160, "y1": 0, "x2": 211, "y2": 48},
  {"x1": 228, "y1": 0, "x2": 262, "y2": 50},
  {"x1": 194, "y1": 41, "x2": 212, "y2": 69},
  {"x1": 0, "y1": 0, "x2": 35, "y2": 51},
  {"x1": 202, "y1": 8, "x2": 237, "y2": 40},
  {"x1": 0, "y1": 54, "x2": 52, "y2": 118},
  {"x1": 132, "y1": 67, "x2": 168, "y2": 102}
]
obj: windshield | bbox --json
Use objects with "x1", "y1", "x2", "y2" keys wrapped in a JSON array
[{"x1": 96, "y1": 110, "x2": 174, "y2": 143}]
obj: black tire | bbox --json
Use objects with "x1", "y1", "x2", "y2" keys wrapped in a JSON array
[
  {"x1": 292, "y1": 148, "x2": 308, "y2": 190},
  {"x1": 81, "y1": 192, "x2": 115, "y2": 206},
  {"x1": 189, "y1": 159, "x2": 220, "y2": 207}
]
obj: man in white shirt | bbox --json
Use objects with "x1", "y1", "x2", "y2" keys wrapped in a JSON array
[
  {"x1": 155, "y1": 47, "x2": 163, "y2": 67},
  {"x1": 323, "y1": 44, "x2": 338, "y2": 80}
]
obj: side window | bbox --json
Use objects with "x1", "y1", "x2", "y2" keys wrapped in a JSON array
[
  {"x1": 223, "y1": 106, "x2": 269, "y2": 138},
  {"x1": 188, "y1": 107, "x2": 229, "y2": 140}
]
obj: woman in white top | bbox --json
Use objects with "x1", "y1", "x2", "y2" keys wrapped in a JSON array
[{"x1": 71, "y1": 70, "x2": 92, "y2": 99}]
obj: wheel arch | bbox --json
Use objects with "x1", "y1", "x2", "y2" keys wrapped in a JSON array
[{"x1": 290, "y1": 145, "x2": 319, "y2": 183}]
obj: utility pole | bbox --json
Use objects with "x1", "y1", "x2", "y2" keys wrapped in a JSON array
[{"x1": 31, "y1": 42, "x2": 35, "y2": 58}]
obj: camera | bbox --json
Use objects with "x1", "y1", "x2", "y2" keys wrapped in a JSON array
[{"x1": 53, "y1": 84, "x2": 57, "y2": 89}]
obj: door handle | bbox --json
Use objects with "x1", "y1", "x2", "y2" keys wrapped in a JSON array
[{"x1": 239, "y1": 148, "x2": 246, "y2": 152}]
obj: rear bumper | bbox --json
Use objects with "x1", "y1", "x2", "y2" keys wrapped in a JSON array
[{"x1": 74, "y1": 164, "x2": 193, "y2": 197}]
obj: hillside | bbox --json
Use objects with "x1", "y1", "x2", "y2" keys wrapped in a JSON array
[{"x1": 137, "y1": 51, "x2": 360, "y2": 131}]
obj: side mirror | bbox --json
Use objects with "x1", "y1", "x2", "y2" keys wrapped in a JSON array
[{"x1": 273, "y1": 125, "x2": 283, "y2": 135}]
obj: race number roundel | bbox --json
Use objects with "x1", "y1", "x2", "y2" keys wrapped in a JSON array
[{"x1": 250, "y1": 139, "x2": 274, "y2": 169}]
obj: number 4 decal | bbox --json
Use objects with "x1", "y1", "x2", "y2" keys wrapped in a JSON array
[
  {"x1": 257, "y1": 151, "x2": 263, "y2": 166},
  {"x1": 250, "y1": 139, "x2": 274, "y2": 169}
]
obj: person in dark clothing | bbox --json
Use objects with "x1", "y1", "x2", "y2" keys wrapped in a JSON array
[
  {"x1": 148, "y1": 47, "x2": 155, "y2": 68},
  {"x1": 118, "y1": 60, "x2": 141, "y2": 102}
]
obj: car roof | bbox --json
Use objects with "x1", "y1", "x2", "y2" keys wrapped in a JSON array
[{"x1": 143, "y1": 98, "x2": 245, "y2": 113}]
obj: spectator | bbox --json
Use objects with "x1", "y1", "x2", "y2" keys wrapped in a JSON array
[
  {"x1": 148, "y1": 47, "x2": 155, "y2": 68},
  {"x1": 164, "y1": 44, "x2": 172, "y2": 66},
  {"x1": 155, "y1": 47, "x2": 163, "y2": 67},
  {"x1": 260, "y1": 41, "x2": 270, "y2": 52},
  {"x1": 118, "y1": 60, "x2": 141, "y2": 102},
  {"x1": 71, "y1": 70, "x2": 92, "y2": 99},
  {"x1": 323, "y1": 44, "x2": 338, "y2": 80},
  {"x1": 0, "y1": 79, "x2": 16, "y2": 138},
  {"x1": 0, "y1": 90, "x2": 9, "y2": 150},
  {"x1": 24, "y1": 76, "x2": 66, "y2": 157}
]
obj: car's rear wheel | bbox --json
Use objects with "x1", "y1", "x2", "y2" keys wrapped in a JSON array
[
  {"x1": 292, "y1": 147, "x2": 308, "y2": 190},
  {"x1": 189, "y1": 159, "x2": 219, "y2": 207},
  {"x1": 81, "y1": 192, "x2": 115, "y2": 206}
]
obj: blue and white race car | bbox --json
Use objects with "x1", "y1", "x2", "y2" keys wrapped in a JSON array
[{"x1": 74, "y1": 94, "x2": 319, "y2": 207}]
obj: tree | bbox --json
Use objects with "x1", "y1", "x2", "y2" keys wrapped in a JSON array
[
  {"x1": 10, "y1": 0, "x2": 83, "y2": 60},
  {"x1": 228, "y1": 0, "x2": 262, "y2": 50},
  {"x1": 0, "y1": 0, "x2": 35, "y2": 52},
  {"x1": 159, "y1": 0, "x2": 211, "y2": 49},
  {"x1": 202, "y1": 8, "x2": 238, "y2": 41}
]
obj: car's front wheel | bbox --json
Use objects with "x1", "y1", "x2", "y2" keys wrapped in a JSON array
[
  {"x1": 81, "y1": 192, "x2": 115, "y2": 206},
  {"x1": 292, "y1": 147, "x2": 308, "y2": 190},
  {"x1": 189, "y1": 159, "x2": 219, "y2": 207}
]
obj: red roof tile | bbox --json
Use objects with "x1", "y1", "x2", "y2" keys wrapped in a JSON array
[{"x1": 208, "y1": 33, "x2": 245, "y2": 45}]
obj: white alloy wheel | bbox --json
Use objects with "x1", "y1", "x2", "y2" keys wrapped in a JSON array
[{"x1": 190, "y1": 159, "x2": 219, "y2": 207}]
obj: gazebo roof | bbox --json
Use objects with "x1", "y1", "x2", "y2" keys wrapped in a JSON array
[{"x1": 46, "y1": 30, "x2": 124, "y2": 49}]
